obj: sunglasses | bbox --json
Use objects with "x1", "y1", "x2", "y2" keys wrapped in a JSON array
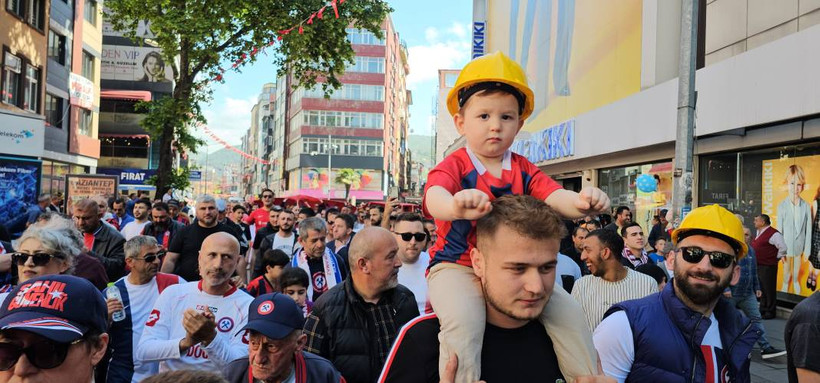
[
  {"x1": 678, "y1": 246, "x2": 735, "y2": 269},
  {"x1": 0, "y1": 337, "x2": 84, "y2": 370},
  {"x1": 135, "y1": 250, "x2": 166, "y2": 263},
  {"x1": 10, "y1": 252, "x2": 64, "y2": 267},
  {"x1": 395, "y1": 232, "x2": 427, "y2": 242}
]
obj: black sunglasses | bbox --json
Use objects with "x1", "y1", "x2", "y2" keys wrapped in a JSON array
[
  {"x1": 135, "y1": 250, "x2": 166, "y2": 263},
  {"x1": 0, "y1": 337, "x2": 84, "y2": 370},
  {"x1": 678, "y1": 246, "x2": 735, "y2": 269},
  {"x1": 10, "y1": 252, "x2": 64, "y2": 267},
  {"x1": 395, "y1": 232, "x2": 427, "y2": 242}
]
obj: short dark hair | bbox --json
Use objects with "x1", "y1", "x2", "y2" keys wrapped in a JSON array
[
  {"x1": 326, "y1": 208, "x2": 340, "y2": 217},
  {"x1": 152, "y1": 202, "x2": 169, "y2": 212},
  {"x1": 299, "y1": 207, "x2": 316, "y2": 218},
  {"x1": 262, "y1": 249, "x2": 290, "y2": 269},
  {"x1": 585, "y1": 220, "x2": 602, "y2": 230},
  {"x1": 260, "y1": 188, "x2": 274, "y2": 197},
  {"x1": 370, "y1": 205, "x2": 384, "y2": 213},
  {"x1": 280, "y1": 266, "x2": 309, "y2": 289},
  {"x1": 134, "y1": 198, "x2": 152, "y2": 210},
  {"x1": 394, "y1": 212, "x2": 423, "y2": 225},
  {"x1": 758, "y1": 214, "x2": 771, "y2": 225},
  {"x1": 620, "y1": 222, "x2": 643, "y2": 237},
  {"x1": 475, "y1": 195, "x2": 566, "y2": 251},
  {"x1": 335, "y1": 213, "x2": 355, "y2": 230},
  {"x1": 572, "y1": 226, "x2": 589, "y2": 237},
  {"x1": 615, "y1": 206, "x2": 630, "y2": 216},
  {"x1": 636, "y1": 263, "x2": 667, "y2": 285},
  {"x1": 586, "y1": 229, "x2": 624, "y2": 260},
  {"x1": 232, "y1": 204, "x2": 247, "y2": 213},
  {"x1": 111, "y1": 197, "x2": 126, "y2": 208}
]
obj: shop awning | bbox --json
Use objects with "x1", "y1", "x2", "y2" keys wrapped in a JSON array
[
  {"x1": 100, "y1": 90, "x2": 152, "y2": 102},
  {"x1": 648, "y1": 162, "x2": 673, "y2": 174}
]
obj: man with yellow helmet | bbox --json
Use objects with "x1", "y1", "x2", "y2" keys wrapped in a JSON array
[{"x1": 593, "y1": 205, "x2": 761, "y2": 382}]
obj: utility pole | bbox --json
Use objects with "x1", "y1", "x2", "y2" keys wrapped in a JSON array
[
  {"x1": 327, "y1": 133, "x2": 333, "y2": 199},
  {"x1": 672, "y1": 0, "x2": 699, "y2": 226}
]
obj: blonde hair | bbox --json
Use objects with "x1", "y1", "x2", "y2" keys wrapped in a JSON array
[{"x1": 784, "y1": 164, "x2": 806, "y2": 185}]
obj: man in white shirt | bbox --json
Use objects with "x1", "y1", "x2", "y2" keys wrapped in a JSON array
[
  {"x1": 394, "y1": 213, "x2": 430, "y2": 313},
  {"x1": 137, "y1": 232, "x2": 253, "y2": 373},
  {"x1": 571, "y1": 229, "x2": 657, "y2": 331},
  {"x1": 253, "y1": 210, "x2": 301, "y2": 279},
  {"x1": 103, "y1": 235, "x2": 185, "y2": 383},
  {"x1": 121, "y1": 199, "x2": 151, "y2": 240},
  {"x1": 593, "y1": 205, "x2": 761, "y2": 383}
]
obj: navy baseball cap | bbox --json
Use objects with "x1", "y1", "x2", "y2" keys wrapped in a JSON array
[
  {"x1": 239, "y1": 293, "x2": 304, "y2": 340},
  {"x1": 167, "y1": 199, "x2": 180, "y2": 207},
  {"x1": 0, "y1": 275, "x2": 107, "y2": 343}
]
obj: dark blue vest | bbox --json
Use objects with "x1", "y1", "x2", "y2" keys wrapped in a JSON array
[{"x1": 604, "y1": 282, "x2": 761, "y2": 383}]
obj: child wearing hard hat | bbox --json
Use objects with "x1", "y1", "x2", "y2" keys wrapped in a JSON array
[{"x1": 422, "y1": 51, "x2": 611, "y2": 382}]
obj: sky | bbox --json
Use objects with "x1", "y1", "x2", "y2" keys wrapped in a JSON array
[{"x1": 196, "y1": 0, "x2": 473, "y2": 152}]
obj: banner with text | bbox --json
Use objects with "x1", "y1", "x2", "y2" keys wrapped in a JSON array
[{"x1": 64, "y1": 175, "x2": 119, "y2": 215}]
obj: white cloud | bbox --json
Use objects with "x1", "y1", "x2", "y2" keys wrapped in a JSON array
[
  {"x1": 199, "y1": 96, "x2": 257, "y2": 147},
  {"x1": 424, "y1": 27, "x2": 439, "y2": 43},
  {"x1": 447, "y1": 22, "x2": 468, "y2": 39}
]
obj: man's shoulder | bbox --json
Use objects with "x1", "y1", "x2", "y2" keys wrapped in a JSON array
[
  {"x1": 224, "y1": 358, "x2": 249, "y2": 383},
  {"x1": 302, "y1": 351, "x2": 341, "y2": 372},
  {"x1": 311, "y1": 282, "x2": 348, "y2": 313},
  {"x1": 100, "y1": 223, "x2": 125, "y2": 240},
  {"x1": 391, "y1": 313, "x2": 440, "y2": 349}
]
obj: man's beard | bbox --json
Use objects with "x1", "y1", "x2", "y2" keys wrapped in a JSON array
[
  {"x1": 674, "y1": 267, "x2": 731, "y2": 305},
  {"x1": 482, "y1": 278, "x2": 544, "y2": 322}
]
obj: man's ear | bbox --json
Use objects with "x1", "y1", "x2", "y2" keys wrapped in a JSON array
[
  {"x1": 90, "y1": 333, "x2": 110, "y2": 366},
  {"x1": 471, "y1": 247, "x2": 485, "y2": 279},
  {"x1": 295, "y1": 333, "x2": 308, "y2": 352},
  {"x1": 729, "y1": 263, "x2": 741, "y2": 286},
  {"x1": 357, "y1": 257, "x2": 369, "y2": 274}
]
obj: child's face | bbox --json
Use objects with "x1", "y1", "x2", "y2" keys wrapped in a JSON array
[
  {"x1": 787, "y1": 176, "x2": 805, "y2": 197},
  {"x1": 283, "y1": 284, "x2": 307, "y2": 307},
  {"x1": 266, "y1": 265, "x2": 284, "y2": 280},
  {"x1": 454, "y1": 92, "x2": 524, "y2": 161},
  {"x1": 655, "y1": 239, "x2": 666, "y2": 253}
]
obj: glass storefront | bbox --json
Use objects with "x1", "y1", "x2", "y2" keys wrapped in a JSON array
[
  {"x1": 699, "y1": 141, "x2": 820, "y2": 299},
  {"x1": 41, "y1": 161, "x2": 86, "y2": 196},
  {"x1": 599, "y1": 161, "x2": 673, "y2": 234}
]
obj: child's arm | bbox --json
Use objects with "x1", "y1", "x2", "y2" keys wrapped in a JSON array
[
  {"x1": 425, "y1": 186, "x2": 492, "y2": 221},
  {"x1": 545, "y1": 187, "x2": 611, "y2": 219}
]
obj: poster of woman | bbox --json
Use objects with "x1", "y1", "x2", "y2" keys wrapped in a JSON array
[{"x1": 139, "y1": 52, "x2": 169, "y2": 82}]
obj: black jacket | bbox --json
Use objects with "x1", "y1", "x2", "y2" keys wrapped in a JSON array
[
  {"x1": 304, "y1": 278, "x2": 419, "y2": 383},
  {"x1": 90, "y1": 223, "x2": 126, "y2": 282}
]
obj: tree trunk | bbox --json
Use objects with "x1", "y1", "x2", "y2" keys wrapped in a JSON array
[
  {"x1": 345, "y1": 183, "x2": 351, "y2": 201},
  {"x1": 154, "y1": 121, "x2": 175, "y2": 197}
]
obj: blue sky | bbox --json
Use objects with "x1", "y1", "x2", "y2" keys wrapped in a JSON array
[{"x1": 197, "y1": 0, "x2": 472, "y2": 151}]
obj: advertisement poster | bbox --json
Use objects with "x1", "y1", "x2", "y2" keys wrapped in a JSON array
[
  {"x1": 0, "y1": 157, "x2": 41, "y2": 225},
  {"x1": 761, "y1": 154, "x2": 820, "y2": 297},
  {"x1": 101, "y1": 45, "x2": 173, "y2": 83},
  {"x1": 69, "y1": 73, "x2": 94, "y2": 109},
  {"x1": 64, "y1": 175, "x2": 119, "y2": 215}
]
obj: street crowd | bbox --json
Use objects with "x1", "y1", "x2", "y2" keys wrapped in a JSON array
[{"x1": 0, "y1": 52, "x2": 817, "y2": 383}]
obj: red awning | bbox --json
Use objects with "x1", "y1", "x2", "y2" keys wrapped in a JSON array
[{"x1": 100, "y1": 90, "x2": 152, "y2": 102}]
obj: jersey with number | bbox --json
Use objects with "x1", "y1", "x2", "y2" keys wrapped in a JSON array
[
  {"x1": 244, "y1": 207, "x2": 270, "y2": 232},
  {"x1": 136, "y1": 281, "x2": 253, "y2": 373},
  {"x1": 105, "y1": 273, "x2": 184, "y2": 383},
  {"x1": 423, "y1": 148, "x2": 561, "y2": 268}
]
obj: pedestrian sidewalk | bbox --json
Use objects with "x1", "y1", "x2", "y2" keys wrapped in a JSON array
[{"x1": 750, "y1": 317, "x2": 788, "y2": 383}]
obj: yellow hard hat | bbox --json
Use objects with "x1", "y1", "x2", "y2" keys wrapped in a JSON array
[
  {"x1": 446, "y1": 51, "x2": 535, "y2": 119},
  {"x1": 671, "y1": 204, "x2": 748, "y2": 260}
]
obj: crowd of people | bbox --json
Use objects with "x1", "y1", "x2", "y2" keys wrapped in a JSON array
[{"x1": 0, "y1": 50, "x2": 817, "y2": 383}]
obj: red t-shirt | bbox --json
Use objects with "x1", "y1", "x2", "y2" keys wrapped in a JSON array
[
  {"x1": 244, "y1": 207, "x2": 270, "y2": 231},
  {"x1": 423, "y1": 148, "x2": 561, "y2": 268}
]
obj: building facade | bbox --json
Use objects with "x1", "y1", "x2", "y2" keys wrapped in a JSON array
[
  {"x1": 470, "y1": 0, "x2": 820, "y2": 301},
  {"x1": 434, "y1": 69, "x2": 460, "y2": 163}
]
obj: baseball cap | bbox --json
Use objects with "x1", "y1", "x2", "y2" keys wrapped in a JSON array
[
  {"x1": 238, "y1": 293, "x2": 304, "y2": 340},
  {"x1": 167, "y1": 199, "x2": 180, "y2": 207},
  {"x1": 216, "y1": 199, "x2": 227, "y2": 212},
  {"x1": 0, "y1": 275, "x2": 107, "y2": 343}
]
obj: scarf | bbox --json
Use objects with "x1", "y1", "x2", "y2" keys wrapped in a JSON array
[
  {"x1": 292, "y1": 248, "x2": 342, "y2": 299},
  {"x1": 622, "y1": 247, "x2": 649, "y2": 267}
]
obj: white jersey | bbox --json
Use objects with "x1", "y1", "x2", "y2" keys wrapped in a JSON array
[
  {"x1": 121, "y1": 220, "x2": 150, "y2": 240},
  {"x1": 136, "y1": 281, "x2": 253, "y2": 373},
  {"x1": 398, "y1": 252, "x2": 430, "y2": 314},
  {"x1": 105, "y1": 273, "x2": 184, "y2": 383}
]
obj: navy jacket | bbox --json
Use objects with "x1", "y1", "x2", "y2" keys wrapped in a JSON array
[
  {"x1": 604, "y1": 282, "x2": 761, "y2": 383},
  {"x1": 224, "y1": 351, "x2": 345, "y2": 383}
]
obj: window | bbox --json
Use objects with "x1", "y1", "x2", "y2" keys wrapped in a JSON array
[
  {"x1": 301, "y1": 137, "x2": 383, "y2": 157},
  {"x1": 78, "y1": 109, "x2": 92, "y2": 136},
  {"x1": 303, "y1": 84, "x2": 385, "y2": 102},
  {"x1": 6, "y1": 0, "x2": 44, "y2": 29},
  {"x1": 48, "y1": 31, "x2": 70, "y2": 66},
  {"x1": 82, "y1": 50, "x2": 94, "y2": 79},
  {"x1": 301, "y1": 110, "x2": 383, "y2": 129},
  {"x1": 45, "y1": 94, "x2": 64, "y2": 127},
  {"x1": 2, "y1": 52, "x2": 22, "y2": 106},
  {"x1": 347, "y1": 57, "x2": 385, "y2": 74},
  {"x1": 6, "y1": 0, "x2": 24, "y2": 18},
  {"x1": 24, "y1": 66, "x2": 39, "y2": 112},
  {"x1": 84, "y1": 0, "x2": 97, "y2": 24},
  {"x1": 346, "y1": 28, "x2": 386, "y2": 45}
]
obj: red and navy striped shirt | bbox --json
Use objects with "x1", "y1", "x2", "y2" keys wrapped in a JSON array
[
  {"x1": 246, "y1": 275, "x2": 278, "y2": 297},
  {"x1": 423, "y1": 148, "x2": 561, "y2": 268}
]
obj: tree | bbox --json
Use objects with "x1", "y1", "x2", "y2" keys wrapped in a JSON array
[
  {"x1": 334, "y1": 168, "x2": 360, "y2": 200},
  {"x1": 105, "y1": 0, "x2": 392, "y2": 196}
]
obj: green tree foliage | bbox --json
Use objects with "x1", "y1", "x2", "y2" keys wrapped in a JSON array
[
  {"x1": 104, "y1": 0, "x2": 392, "y2": 196},
  {"x1": 334, "y1": 168, "x2": 360, "y2": 200}
]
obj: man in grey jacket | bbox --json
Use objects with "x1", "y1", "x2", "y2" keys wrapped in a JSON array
[{"x1": 73, "y1": 198, "x2": 126, "y2": 281}]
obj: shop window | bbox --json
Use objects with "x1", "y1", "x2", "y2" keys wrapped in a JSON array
[
  {"x1": 100, "y1": 136, "x2": 149, "y2": 158},
  {"x1": 598, "y1": 161, "x2": 673, "y2": 234},
  {"x1": 2, "y1": 52, "x2": 22, "y2": 106}
]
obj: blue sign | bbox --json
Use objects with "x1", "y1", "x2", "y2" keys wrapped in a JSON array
[
  {"x1": 96, "y1": 168, "x2": 157, "y2": 185},
  {"x1": 0, "y1": 156, "x2": 41, "y2": 226},
  {"x1": 472, "y1": 21, "x2": 485, "y2": 59},
  {"x1": 189, "y1": 170, "x2": 202, "y2": 181},
  {"x1": 510, "y1": 120, "x2": 575, "y2": 164}
]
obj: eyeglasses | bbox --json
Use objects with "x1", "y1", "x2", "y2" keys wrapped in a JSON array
[
  {"x1": 678, "y1": 246, "x2": 735, "y2": 269},
  {"x1": 10, "y1": 252, "x2": 64, "y2": 267},
  {"x1": 0, "y1": 337, "x2": 85, "y2": 370},
  {"x1": 394, "y1": 232, "x2": 427, "y2": 242},
  {"x1": 134, "y1": 250, "x2": 165, "y2": 263}
]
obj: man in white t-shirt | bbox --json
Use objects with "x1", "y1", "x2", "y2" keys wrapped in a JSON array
[
  {"x1": 103, "y1": 235, "x2": 185, "y2": 383},
  {"x1": 571, "y1": 229, "x2": 657, "y2": 331},
  {"x1": 137, "y1": 232, "x2": 253, "y2": 373},
  {"x1": 394, "y1": 213, "x2": 430, "y2": 313},
  {"x1": 121, "y1": 199, "x2": 151, "y2": 240},
  {"x1": 593, "y1": 205, "x2": 761, "y2": 383}
]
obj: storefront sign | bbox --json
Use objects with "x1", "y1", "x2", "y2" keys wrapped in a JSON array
[
  {"x1": 101, "y1": 45, "x2": 174, "y2": 84},
  {"x1": 511, "y1": 120, "x2": 575, "y2": 163},
  {"x1": 0, "y1": 157, "x2": 41, "y2": 226},
  {"x1": 96, "y1": 168, "x2": 156, "y2": 185},
  {"x1": 0, "y1": 114, "x2": 44, "y2": 157},
  {"x1": 189, "y1": 170, "x2": 202, "y2": 181},
  {"x1": 69, "y1": 73, "x2": 94, "y2": 109},
  {"x1": 64, "y1": 174, "x2": 118, "y2": 214},
  {"x1": 472, "y1": 21, "x2": 486, "y2": 59}
]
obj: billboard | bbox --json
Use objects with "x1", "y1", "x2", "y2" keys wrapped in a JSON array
[
  {"x1": 761, "y1": 155, "x2": 820, "y2": 298},
  {"x1": 101, "y1": 45, "x2": 174, "y2": 83},
  {"x1": 0, "y1": 157, "x2": 41, "y2": 225},
  {"x1": 485, "y1": 0, "x2": 642, "y2": 132},
  {"x1": 64, "y1": 174, "x2": 119, "y2": 215}
]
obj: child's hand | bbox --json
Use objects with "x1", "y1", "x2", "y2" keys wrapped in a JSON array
[
  {"x1": 575, "y1": 187, "x2": 610, "y2": 214},
  {"x1": 452, "y1": 189, "x2": 492, "y2": 220}
]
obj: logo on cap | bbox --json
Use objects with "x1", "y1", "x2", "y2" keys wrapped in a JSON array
[
  {"x1": 7, "y1": 281, "x2": 68, "y2": 312},
  {"x1": 257, "y1": 300, "x2": 274, "y2": 315},
  {"x1": 217, "y1": 317, "x2": 234, "y2": 332}
]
